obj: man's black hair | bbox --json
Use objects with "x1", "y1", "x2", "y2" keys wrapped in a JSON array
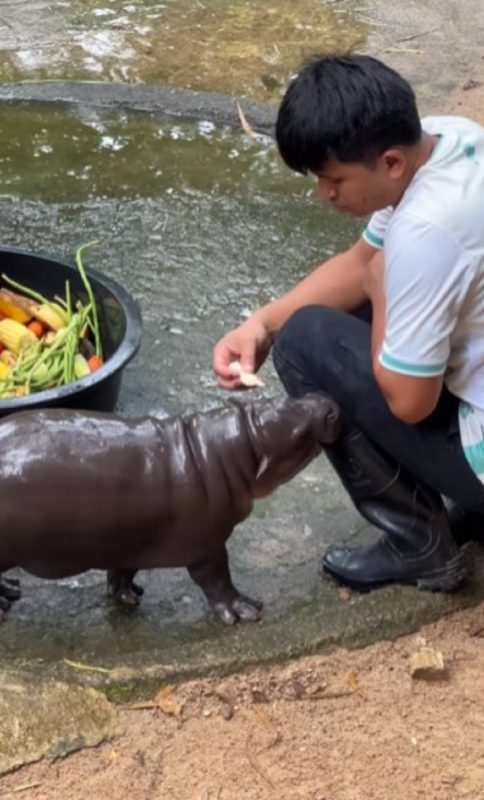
[{"x1": 275, "y1": 54, "x2": 422, "y2": 174}]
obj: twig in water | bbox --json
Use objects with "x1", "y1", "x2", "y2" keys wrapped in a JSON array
[
  {"x1": 396, "y1": 26, "x2": 441, "y2": 42},
  {"x1": 236, "y1": 101, "x2": 264, "y2": 142},
  {"x1": 63, "y1": 658, "x2": 111, "y2": 674}
]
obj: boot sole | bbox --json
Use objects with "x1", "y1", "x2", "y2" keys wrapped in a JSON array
[{"x1": 322, "y1": 550, "x2": 467, "y2": 594}]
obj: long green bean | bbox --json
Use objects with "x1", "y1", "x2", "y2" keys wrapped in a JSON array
[
  {"x1": 75, "y1": 241, "x2": 102, "y2": 358},
  {"x1": 0, "y1": 242, "x2": 104, "y2": 397}
]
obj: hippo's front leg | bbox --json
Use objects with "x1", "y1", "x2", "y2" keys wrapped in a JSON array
[
  {"x1": 107, "y1": 568, "x2": 144, "y2": 608},
  {"x1": 0, "y1": 574, "x2": 21, "y2": 612},
  {"x1": 188, "y1": 547, "x2": 263, "y2": 625}
]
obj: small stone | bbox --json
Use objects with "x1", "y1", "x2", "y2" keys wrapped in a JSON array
[
  {"x1": 250, "y1": 689, "x2": 269, "y2": 704},
  {"x1": 410, "y1": 646, "x2": 447, "y2": 680},
  {"x1": 463, "y1": 78, "x2": 482, "y2": 91},
  {"x1": 215, "y1": 683, "x2": 236, "y2": 706},
  {"x1": 133, "y1": 750, "x2": 146, "y2": 767},
  {"x1": 220, "y1": 703, "x2": 234, "y2": 721},
  {"x1": 467, "y1": 619, "x2": 484, "y2": 637},
  {"x1": 291, "y1": 680, "x2": 306, "y2": 699}
]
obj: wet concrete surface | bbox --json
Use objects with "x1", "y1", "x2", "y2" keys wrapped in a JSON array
[
  {"x1": 0, "y1": 81, "x2": 277, "y2": 135},
  {"x1": 0, "y1": 0, "x2": 367, "y2": 101},
  {"x1": 0, "y1": 0, "x2": 484, "y2": 705},
  {"x1": 2, "y1": 477, "x2": 484, "y2": 700}
]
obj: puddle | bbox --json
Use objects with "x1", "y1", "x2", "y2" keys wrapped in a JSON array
[
  {"x1": 0, "y1": 103, "x2": 304, "y2": 202},
  {"x1": 0, "y1": 103, "x2": 363, "y2": 417},
  {"x1": 0, "y1": 0, "x2": 368, "y2": 102}
]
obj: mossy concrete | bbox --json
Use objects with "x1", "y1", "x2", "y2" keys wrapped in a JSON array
[{"x1": 0, "y1": 674, "x2": 115, "y2": 776}]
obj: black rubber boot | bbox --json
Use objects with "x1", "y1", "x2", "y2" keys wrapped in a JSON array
[
  {"x1": 446, "y1": 502, "x2": 484, "y2": 547},
  {"x1": 321, "y1": 428, "x2": 466, "y2": 592}
]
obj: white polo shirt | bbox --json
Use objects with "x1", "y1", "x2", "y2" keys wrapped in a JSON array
[{"x1": 363, "y1": 115, "x2": 484, "y2": 482}]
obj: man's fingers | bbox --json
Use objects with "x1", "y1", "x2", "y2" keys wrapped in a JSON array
[
  {"x1": 217, "y1": 374, "x2": 249, "y2": 391},
  {"x1": 212, "y1": 345, "x2": 238, "y2": 380}
]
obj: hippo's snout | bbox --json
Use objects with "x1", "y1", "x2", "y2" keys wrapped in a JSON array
[{"x1": 249, "y1": 392, "x2": 342, "y2": 498}]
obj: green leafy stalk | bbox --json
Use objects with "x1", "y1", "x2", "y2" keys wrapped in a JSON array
[
  {"x1": 0, "y1": 241, "x2": 104, "y2": 398},
  {"x1": 75, "y1": 241, "x2": 102, "y2": 358},
  {"x1": 65, "y1": 280, "x2": 72, "y2": 321}
]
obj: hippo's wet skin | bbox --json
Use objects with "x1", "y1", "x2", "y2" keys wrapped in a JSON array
[{"x1": 0, "y1": 393, "x2": 341, "y2": 624}]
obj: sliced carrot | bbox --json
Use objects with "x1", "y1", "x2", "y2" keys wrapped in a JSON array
[
  {"x1": 87, "y1": 355, "x2": 104, "y2": 372},
  {"x1": 27, "y1": 320, "x2": 45, "y2": 338}
]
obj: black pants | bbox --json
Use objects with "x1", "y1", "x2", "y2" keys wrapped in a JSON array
[{"x1": 272, "y1": 305, "x2": 484, "y2": 513}]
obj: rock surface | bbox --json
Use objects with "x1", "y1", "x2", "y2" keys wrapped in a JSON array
[{"x1": 0, "y1": 673, "x2": 115, "y2": 775}]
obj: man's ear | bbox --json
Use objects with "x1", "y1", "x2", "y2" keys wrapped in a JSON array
[{"x1": 381, "y1": 148, "x2": 406, "y2": 179}]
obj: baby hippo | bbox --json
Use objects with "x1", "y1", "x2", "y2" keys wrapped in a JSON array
[{"x1": 0, "y1": 392, "x2": 341, "y2": 624}]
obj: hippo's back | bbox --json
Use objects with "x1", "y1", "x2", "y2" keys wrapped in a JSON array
[
  {"x1": 0, "y1": 409, "x2": 167, "y2": 567},
  {"x1": 0, "y1": 408, "x2": 159, "y2": 485}
]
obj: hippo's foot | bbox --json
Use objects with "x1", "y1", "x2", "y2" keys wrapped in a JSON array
[
  {"x1": 0, "y1": 575, "x2": 21, "y2": 612},
  {"x1": 188, "y1": 548, "x2": 263, "y2": 625},
  {"x1": 210, "y1": 592, "x2": 263, "y2": 626},
  {"x1": 107, "y1": 569, "x2": 144, "y2": 609}
]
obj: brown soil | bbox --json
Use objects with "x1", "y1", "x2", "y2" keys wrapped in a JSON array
[
  {"x1": 1, "y1": 601, "x2": 484, "y2": 800},
  {"x1": 2, "y1": 75, "x2": 484, "y2": 800}
]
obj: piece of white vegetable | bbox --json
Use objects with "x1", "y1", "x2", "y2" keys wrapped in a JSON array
[{"x1": 228, "y1": 360, "x2": 265, "y2": 388}]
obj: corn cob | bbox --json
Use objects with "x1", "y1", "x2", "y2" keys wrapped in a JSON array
[
  {"x1": 0, "y1": 319, "x2": 37, "y2": 354},
  {"x1": 30, "y1": 302, "x2": 68, "y2": 331},
  {"x1": 0, "y1": 286, "x2": 68, "y2": 331},
  {"x1": 0, "y1": 289, "x2": 31, "y2": 324},
  {"x1": 0, "y1": 361, "x2": 10, "y2": 379}
]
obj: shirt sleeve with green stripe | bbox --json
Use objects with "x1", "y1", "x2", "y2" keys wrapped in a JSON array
[
  {"x1": 379, "y1": 214, "x2": 474, "y2": 378},
  {"x1": 363, "y1": 206, "x2": 393, "y2": 249}
]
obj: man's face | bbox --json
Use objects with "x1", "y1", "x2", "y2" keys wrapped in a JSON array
[{"x1": 314, "y1": 156, "x2": 399, "y2": 217}]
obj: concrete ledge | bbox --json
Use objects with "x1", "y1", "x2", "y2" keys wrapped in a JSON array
[{"x1": 0, "y1": 81, "x2": 277, "y2": 134}]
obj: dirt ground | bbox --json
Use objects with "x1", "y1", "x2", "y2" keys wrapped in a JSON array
[
  {"x1": 0, "y1": 600, "x2": 483, "y2": 800},
  {"x1": 2, "y1": 60, "x2": 484, "y2": 800}
]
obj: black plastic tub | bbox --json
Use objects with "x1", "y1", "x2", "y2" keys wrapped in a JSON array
[{"x1": 0, "y1": 246, "x2": 142, "y2": 416}]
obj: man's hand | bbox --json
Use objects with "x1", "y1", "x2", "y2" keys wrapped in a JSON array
[
  {"x1": 212, "y1": 314, "x2": 273, "y2": 390},
  {"x1": 213, "y1": 239, "x2": 380, "y2": 390}
]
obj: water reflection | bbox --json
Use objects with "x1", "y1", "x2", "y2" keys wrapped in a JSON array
[
  {"x1": 0, "y1": 104, "x2": 303, "y2": 202},
  {"x1": 0, "y1": 105, "x2": 363, "y2": 418},
  {"x1": 0, "y1": 0, "x2": 368, "y2": 102},
  {"x1": 0, "y1": 194, "x2": 362, "y2": 418}
]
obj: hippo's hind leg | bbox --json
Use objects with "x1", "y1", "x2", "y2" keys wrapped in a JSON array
[
  {"x1": 107, "y1": 568, "x2": 144, "y2": 609},
  {"x1": 0, "y1": 570, "x2": 21, "y2": 614},
  {"x1": 188, "y1": 546, "x2": 263, "y2": 625}
]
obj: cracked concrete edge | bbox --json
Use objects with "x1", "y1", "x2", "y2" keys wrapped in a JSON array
[
  {"x1": 8, "y1": 548, "x2": 484, "y2": 703},
  {"x1": 0, "y1": 81, "x2": 278, "y2": 134},
  {"x1": 0, "y1": 0, "x2": 480, "y2": 135},
  {"x1": 1, "y1": 554, "x2": 482, "y2": 776}
]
